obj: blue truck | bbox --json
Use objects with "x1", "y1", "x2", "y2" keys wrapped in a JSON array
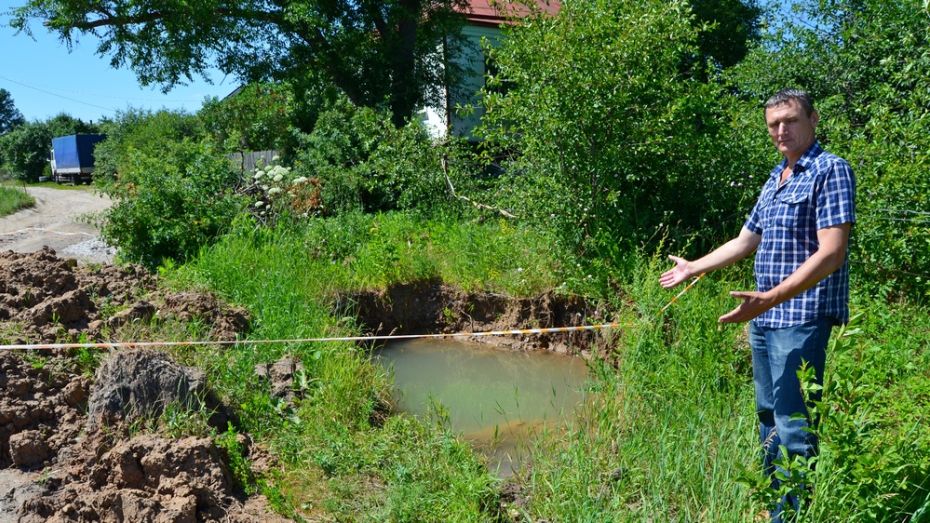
[{"x1": 49, "y1": 134, "x2": 106, "y2": 184}]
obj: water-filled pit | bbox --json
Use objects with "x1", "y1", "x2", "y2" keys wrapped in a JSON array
[{"x1": 376, "y1": 339, "x2": 589, "y2": 476}]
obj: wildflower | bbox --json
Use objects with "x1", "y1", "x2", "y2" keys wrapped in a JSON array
[
  {"x1": 273, "y1": 174, "x2": 284, "y2": 183},
  {"x1": 292, "y1": 177, "x2": 308, "y2": 185},
  {"x1": 254, "y1": 201, "x2": 265, "y2": 208},
  {"x1": 253, "y1": 171, "x2": 263, "y2": 179},
  {"x1": 268, "y1": 187, "x2": 282, "y2": 196}
]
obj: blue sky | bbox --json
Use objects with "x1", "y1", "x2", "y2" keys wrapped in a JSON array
[{"x1": 0, "y1": 1, "x2": 235, "y2": 123}]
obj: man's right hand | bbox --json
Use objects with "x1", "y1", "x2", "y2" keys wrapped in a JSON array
[{"x1": 659, "y1": 255, "x2": 693, "y2": 288}]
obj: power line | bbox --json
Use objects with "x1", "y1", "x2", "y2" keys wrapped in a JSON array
[
  {"x1": 0, "y1": 74, "x2": 204, "y2": 103},
  {"x1": 0, "y1": 74, "x2": 117, "y2": 113}
]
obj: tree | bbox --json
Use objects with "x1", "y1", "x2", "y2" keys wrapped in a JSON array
[
  {"x1": 200, "y1": 82, "x2": 296, "y2": 154},
  {"x1": 11, "y1": 0, "x2": 468, "y2": 127},
  {"x1": 480, "y1": 0, "x2": 759, "y2": 254},
  {"x1": 690, "y1": 0, "x2": 762, "y2": 70},
  {"x1": 0, "y1": 89, "x2": 25, "y2": 135}
]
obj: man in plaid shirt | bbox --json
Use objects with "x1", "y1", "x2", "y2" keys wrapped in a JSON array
[{"x1": 660, "y1": 89, "x2": 855, "y2": 520}]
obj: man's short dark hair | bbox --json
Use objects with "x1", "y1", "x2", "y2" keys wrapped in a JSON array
[{"x1": 765, "y1": 89, "x2": 815, "y2": 117}]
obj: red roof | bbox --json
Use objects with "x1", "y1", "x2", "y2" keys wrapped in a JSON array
[{"x1": 460, "y1": 0, "x2": 561, "y2": 27}]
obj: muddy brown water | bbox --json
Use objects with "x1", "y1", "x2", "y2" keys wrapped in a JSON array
[{"x1": 376, "y1": 339, "x2": 589, "y2": 477}]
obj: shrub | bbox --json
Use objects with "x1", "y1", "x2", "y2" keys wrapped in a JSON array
[
  {"x1": 290, "y1": 98, "x2": 472, "y2": 216},
  {"x1": 200, "y1": 83, "x2": 299, "y2": 156},
  {"x1": 479, "y1": 0, "x2": 761, "y2": 256},
  {"x1": 94, "y1": 109, "x2": 204, "y2": 188},
  {"x1": 100, "y1": 139, "x2": 244, "y2": 267}
]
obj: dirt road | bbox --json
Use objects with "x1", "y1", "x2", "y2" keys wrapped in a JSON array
[{"x1": 0, "y1": 186, "x2": 114, "y2": 264}]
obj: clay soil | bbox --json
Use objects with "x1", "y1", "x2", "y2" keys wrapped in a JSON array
[
  {"x1": 0, "y1": 248, "x2": 288, "y2": 522},
  {"x1": 345, "y1": 278, "x2": 610, "y2": 356}
]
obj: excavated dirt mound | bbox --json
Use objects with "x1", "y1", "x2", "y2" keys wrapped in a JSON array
[
  {"x1": 0, "y1": 247, "x2": 155, "y2": 342},
  {"x1": 0, "y1": 350, "x2": 285, "y2": 522},
  {"x1": 0, "y1": 352, "x2": 88, "y2": 469},
  {"x1": 19, "y1": 433, "x2": 283, "y2": 523},
  {"x1": 0, "y1": 250, "x2": 284, "y2": 520},
  {"x1": 0, "y1": 247, "x2": 248, "y2": 343},
  {"x1": 345, "y1": 279, "x2": 608, "y2": 354}
]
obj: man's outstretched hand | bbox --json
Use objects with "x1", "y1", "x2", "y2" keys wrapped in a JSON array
[
  {"x1": 659, "y1": 255, "x2": 693, "y2": 288},
  {"x1": 718, "y1": 290, "x2": 776, "y2": 323}
]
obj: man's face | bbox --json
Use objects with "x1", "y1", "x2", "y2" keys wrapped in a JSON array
[{"x1": 764, "y1": 99, "x2": 819, "y2": 160}]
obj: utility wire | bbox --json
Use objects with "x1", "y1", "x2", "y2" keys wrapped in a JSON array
[{"x1": 0, "y1": 74, "x2": 117, "y2": 113}]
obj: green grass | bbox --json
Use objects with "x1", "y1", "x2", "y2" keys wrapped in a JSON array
[
  {"x1": 162, "y1": 212, "x2": 569, "y2": 520},
  {"x1": 160, "y1": 210, "x2": 930, "y2": 522},
  {"x1": 0, "y1": 185, "x2": 36, "y2": 216},
  {"x1": 1, "y1": 179, "x2": 93, "y2": 191}
]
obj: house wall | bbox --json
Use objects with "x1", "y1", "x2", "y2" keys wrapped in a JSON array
[{"x1": 418, "y1": 24, "x2": 503, "y2": 141}]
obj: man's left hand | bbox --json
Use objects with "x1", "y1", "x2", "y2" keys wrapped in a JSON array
[{"x1": 718, "y1": 291, "x2": 776, "y2": 323}]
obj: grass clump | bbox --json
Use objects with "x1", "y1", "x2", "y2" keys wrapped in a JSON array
[{"x1": 0, "y1": 185, "x2": 35, "y2": 216}]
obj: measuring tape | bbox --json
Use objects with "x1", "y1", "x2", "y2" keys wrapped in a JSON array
[{"x1": 0, "y1": 275, "x2": 704, "y2": 352}]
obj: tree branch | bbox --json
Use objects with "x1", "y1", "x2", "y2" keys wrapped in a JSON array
[{"x1": 441, "y1": 154, "x2": 516, "y2": 219}]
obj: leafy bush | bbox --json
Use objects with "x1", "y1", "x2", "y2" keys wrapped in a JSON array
[
  {"x1": 100, "y1": 139, "x2": 244, "y2": 267},
  {"x1": 94, "y1": 109, "x2": 204, "y2": 187},
  {"x1": 200, "y1": 83, "x2": 299, "y2": 156},
  {"x1": 290, "y1": 98, "x2": 472, "y2": 216},
  {"x1": 479, "y1": 0, "x2": 761, "y2": 256}
]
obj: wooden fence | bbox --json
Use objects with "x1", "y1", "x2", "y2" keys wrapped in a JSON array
[{"x1": 227, "y1": 150, "x2": 279, "y2": 175}]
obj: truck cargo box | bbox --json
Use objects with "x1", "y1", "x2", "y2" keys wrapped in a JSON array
[{"x1": 50, "y1": 134, "x2": 106, "y2": 183}]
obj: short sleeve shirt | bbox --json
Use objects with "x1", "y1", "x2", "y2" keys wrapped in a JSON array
[{"x1": 744, "y1": 141, "x2": 856, "y2": 328}]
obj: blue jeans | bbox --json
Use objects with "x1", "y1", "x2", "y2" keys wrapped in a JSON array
[{"x1": 750, "y1": 318, "x2": 833, "y2": 521}]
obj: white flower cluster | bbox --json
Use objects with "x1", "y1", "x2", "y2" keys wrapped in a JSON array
[
  {"x1": 251, "y1": 162, "x2": 294, "y2": 214},
  {"x1": 249, "y1": 159, "x2": 318, "y2": 221}
]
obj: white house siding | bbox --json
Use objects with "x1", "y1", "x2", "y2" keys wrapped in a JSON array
[{"x1": 418, "y1": 24, "x2": 503, "y2": 141}]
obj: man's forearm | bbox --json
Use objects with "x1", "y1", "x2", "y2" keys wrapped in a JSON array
[{"x1": 688, "y1": 227, "x2": 760, "y2": 275}]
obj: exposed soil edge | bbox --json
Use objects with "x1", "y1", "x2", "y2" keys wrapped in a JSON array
[{"x1": 341, "y1": 278, "x2": 609, "y2": 355}]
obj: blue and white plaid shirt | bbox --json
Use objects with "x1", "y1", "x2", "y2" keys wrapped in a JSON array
[{"x1": 745, "y1": 141, "x2": 856, "y2": 328}]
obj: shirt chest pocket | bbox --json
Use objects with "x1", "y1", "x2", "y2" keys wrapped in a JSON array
[{"x1": 773, "y1": 182, "x2": 814, "y2": 227}]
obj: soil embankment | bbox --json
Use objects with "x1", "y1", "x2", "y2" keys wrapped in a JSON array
[{"x1": 346, "y1": 279, "x2": 610, "y2": 355}]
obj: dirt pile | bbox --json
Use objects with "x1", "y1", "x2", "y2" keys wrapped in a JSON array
[
  {"x1": 0, "y1": 250, "x2": 286, "y2": 520},
  {"x1": 0, "y1": 247, "x2": 249, "y2": 343},
  {"x1": 161, "y1": 292, "x2": 251, "y2": 341},
  {"x1": 0, "y1": 349, "x2": 286, "y2": 522},
  {"x1": 0, "y1": 247, "x2": 155, "y2": 341},
  {"x1": 88, "y1": 350, "x2": 232, "y2": 431},
  {"x1": 0, "y1": 352, "x2": 88, "y2": 469},
  {"x1": 347, "y1": 279, "x2": 607, "y2": 354},
  {"x1": 19, "y1": 433, "x2": 281, "y2": 522}
]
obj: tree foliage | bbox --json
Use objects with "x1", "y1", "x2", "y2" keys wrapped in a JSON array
[
  {"x1": 12, "y1": 0, "x2": 468, "y2": 126},
  {"x1": 0, "y1": 89, "x2": 25, "y2": 135},
  {"x1": 479, "y1": 0, "x2": 759, "y2": 255},
  {"x1": 200, "y1": 83, "x2": 297, "y2": 154},
  {"x1": 93, "y1": 108, "x2": 203, "y2": 186},
  {"x1": 689, "y1": 0, "x2": 762, "y2": 71}
]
